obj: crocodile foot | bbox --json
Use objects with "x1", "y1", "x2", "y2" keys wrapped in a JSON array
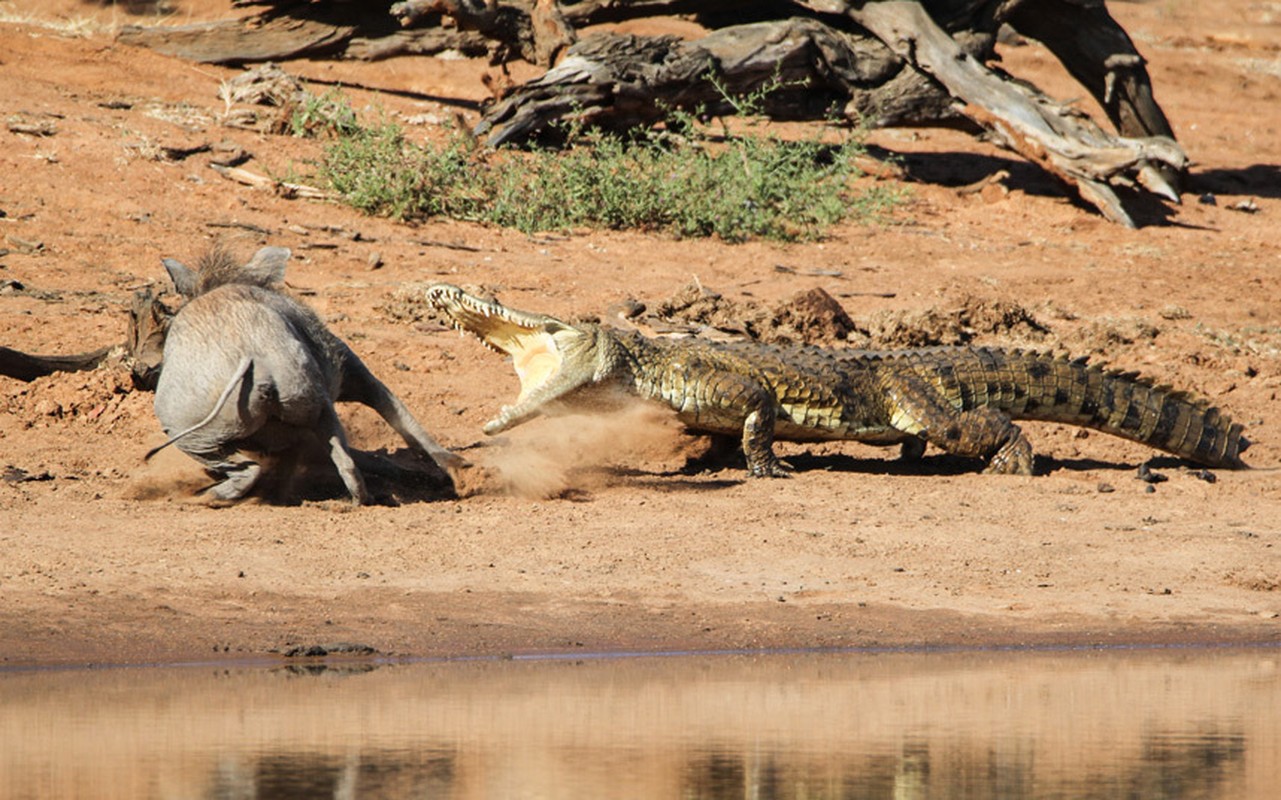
[
  {"x1": 748, "y1": 457, "x2": 792, "y2": 479},
  {"x1": 982, "y1": 433, "x2": 1035, "y2": 476}
]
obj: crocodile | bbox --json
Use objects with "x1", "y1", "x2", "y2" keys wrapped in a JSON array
[{"x1": 425, "y1": 284, "x2": 1248, "y2": 476}]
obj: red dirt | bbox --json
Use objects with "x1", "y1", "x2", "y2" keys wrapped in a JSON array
[{"x1": 0, "y1": 0, "x2": 1278, "y2": 668}]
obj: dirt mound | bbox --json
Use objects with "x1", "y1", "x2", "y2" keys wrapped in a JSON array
[
  {"x1": 637, "y1": 284, "x2": 1052, "y2": 350},
  {"x1": 4, "y1": 362, "x2": 143, "y2": 430},
  {"x1": 866, "y1": 295, "x2": 1052, "y2": 348},
  {"x1": 639, "y1": 282, "x2": 864, "y2": 345}
]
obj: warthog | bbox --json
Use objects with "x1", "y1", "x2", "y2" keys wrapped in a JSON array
[{"x1": 147, "y1": 246, "x2": 461, "y2": 504}]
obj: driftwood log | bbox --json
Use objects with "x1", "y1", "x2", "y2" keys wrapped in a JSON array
[
  {"x1": 0, "y1": 346, "x2": 115, "y2": 383},
  {"x1": 118, "y1": 0, "x2": 1186, "y2": 225},
  {"x1": 0, "y1": 290, "x2": 172, "y2": 389},
  {"x1": 473, "y1": 0, "x2": 1184, "y2": 225}
]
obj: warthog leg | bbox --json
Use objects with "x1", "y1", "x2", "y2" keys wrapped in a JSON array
[{"x1": 315, "y1": 404, "x2": 369, "y2": 505}]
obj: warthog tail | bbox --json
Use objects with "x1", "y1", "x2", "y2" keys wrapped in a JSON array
[{"x1": 145, "y1": 357, "x2": 253, "y2": 461}]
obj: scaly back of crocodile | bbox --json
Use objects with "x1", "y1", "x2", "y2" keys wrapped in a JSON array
[{"x1": 861, "y1": 347, "x2": 1248, "y2": 468}]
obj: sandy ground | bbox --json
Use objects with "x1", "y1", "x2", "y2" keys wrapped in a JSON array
[{"x1": 0, "y1": 0, "x2": 1279, "y2": 668}]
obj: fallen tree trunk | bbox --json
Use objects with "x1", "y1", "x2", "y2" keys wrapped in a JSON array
[
  {"x1": 476, "y1": 18, "x2": 971, "y2": 146},
  {"x1": 474, "y1": 0, "x2": 1185, "y2": 225},
  {"x1": 0, "y1": 346, "x2": 114, "y2": 383},
  {"x1": 117, "y1": 14, "x2": 355, "y2": 64},
  {"x1": 0, "y1": 290, "x2": 173, "y2": 390},
  {"x1": 121, "y1": 0, "x2": 1186, "y2": 224},
  {"x1": 839, "y1": 0, "x2": 1183, "y2": 226}
]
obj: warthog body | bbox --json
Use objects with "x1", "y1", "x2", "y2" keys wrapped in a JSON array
[{"x1": 150, "y1": 246, "x2": 460, "y2": 504}]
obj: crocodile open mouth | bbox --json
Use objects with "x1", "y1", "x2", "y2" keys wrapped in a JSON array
[
  {"x1": 425, "y1": 283, "x2": 607, "y2": 433},
  {"x1": 425, "y1": 283, "x2": 569, "y2": 405}
]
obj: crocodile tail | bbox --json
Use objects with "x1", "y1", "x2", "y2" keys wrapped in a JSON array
[{"x1": 915, "y1": 348, "x2": 1250, "y2": 469}]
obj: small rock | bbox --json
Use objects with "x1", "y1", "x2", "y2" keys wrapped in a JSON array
[
  {"x1": 5, "y1": 235, "x2": 43, "y2": 254},
  {"x1": 1097, "y1": 482, "x2": 1115, "y2": 493},
  {"x1": 284, "y1": 642, "x2": 378, "y2": 657},
  {"x1": 3, "y1": 466, "x2": 54, "y2": 483},
  {"x1": 158, "y1": 141, "x2": 212, "y2": 162},
  {"x1": 209, "y1": 141, "x2": 250, "y2": 168},
  {"x1": 404, "y1": 112, "x2": 444, "y2": 126},
  {"x1": 1158, "y1": 305, "x2": 1192, "y2": 321},
  {"x1": 1137, "y1": 463, "x2": 1168, "y2": 484},
  {"x1": 367, "y1": 251, "x2": 384, "y2": 270},
  {"x1": 1197, "y1": 193, "x2": 1217, "y2": 206},
  {"x1": 607, "y1": 298, "x2": 646, "y2": 320},
  {"x1": 1227, "y1": 198, "x2": 1260, "y2": 214},
  {"x1": 6, "y1": 118, "x2": 57, "y2": 136}
]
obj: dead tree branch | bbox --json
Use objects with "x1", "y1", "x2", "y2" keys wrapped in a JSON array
[
  {"x1": 0, "y1": 289, "x2": 173, "y2": 390},
  {"x1": 839, "y1": 0, "x2": 1183, "y2": 226},
  {"x1": 120, "y1": 0, "x2": 1188, "y2": 224}
]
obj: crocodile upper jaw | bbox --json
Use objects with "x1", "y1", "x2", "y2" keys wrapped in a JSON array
[{"x1": 425, "y1": 283, "x2": 605, "y2": 432}]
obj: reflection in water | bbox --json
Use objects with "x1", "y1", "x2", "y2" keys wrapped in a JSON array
[
  {"x1": 222, "y1": 750, "x2": 456, "y2": 800},
  {"x1": 1, "y1": 647, "x2": 1278, "y2": 799},
  {"x1": 680, "y1": 728, "x2": 1248, "y2": 800}
]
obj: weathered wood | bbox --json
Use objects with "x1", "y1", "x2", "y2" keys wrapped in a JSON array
[
  {"x1": 382, "y1": 0, "x2": 561, "y2": 64},
  {"x1": 126, "y1": 288, "x2": 172, "y2": 390},
  {"x1": 117, "y1": 15, "x2": 355, "y2": 65},
  {"x1": 210, "y1": 164, "x2": 333, "y2": 201},
  {"x1": 0, "y1": 346, "x2": 114, "y2": 383},
  {"x1": 477, "y1": 18, "x2": 968, "y2": 146},
  {"x1": 345, "y1": 27, "x2": 492, "y2": 60},
  {"x1": 841, "y1": 0, "x2": 1184, "y2": 226},
  {"x1": 0, "y1": 289, "x2": 174, "y2": 388},
  {"x1": 1001, "y1": 0, "x2": 1182, "y2": 192},
  {"x1": 123, "y1": 0, "x2": 1188, "y2": 223}
]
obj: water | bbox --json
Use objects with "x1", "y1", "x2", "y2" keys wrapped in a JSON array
[{"x1": 2, "y1": 646, "x2": 1278, "y2": 799}]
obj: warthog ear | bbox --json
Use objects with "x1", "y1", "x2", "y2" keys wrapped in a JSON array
[
  {"x1": 242, "y1": 246, "x2": 291, "y2": 284},
  {"x1": 162, "y1": 258, "x2": 199, "y2": 297}
]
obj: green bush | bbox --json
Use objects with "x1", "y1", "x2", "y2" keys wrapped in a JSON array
[{"x1": 305, "y1": 90, "x2": 901, "y2": 242}]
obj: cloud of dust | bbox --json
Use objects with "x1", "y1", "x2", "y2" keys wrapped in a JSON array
[
  {"x1": 121, "y1": 444, "x2": 214, "y2": 501},
  {"x1": 477, "y1": 401, "x2": 685, "y2": 499}
]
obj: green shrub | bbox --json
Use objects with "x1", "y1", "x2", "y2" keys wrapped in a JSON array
[
  {"x1": 304, "y1": 88, "x2": 902, "y2": 242},
  {"x1": 289, "y1": 89, "x2": 361, "y2": 138}
]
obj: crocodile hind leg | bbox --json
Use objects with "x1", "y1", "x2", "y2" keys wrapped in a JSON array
[
  {"x1": 880, "y1": 372, "x2": 1035, "y2": 475},
  {"x1": 937, "y1": 407, "x2": 1034, "y2": 476},
  {"x1": 899, "y1": 436, "x2": 927, "y2": 462},
  {"x1": 701, "y1": 375, "x2": 789, "y2": 478}
]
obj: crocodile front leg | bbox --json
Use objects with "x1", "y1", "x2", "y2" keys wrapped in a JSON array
[
  {"x1": 879, "y1": 370, "x2": 1035, "y2": 475},
  {"x1": 706, "y1": 379, "x2": 790, "y2": 477}
]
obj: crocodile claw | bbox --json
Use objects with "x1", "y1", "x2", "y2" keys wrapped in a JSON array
[{"x1": 748, "y1": 459, "x2": 792, "y2": 479}]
